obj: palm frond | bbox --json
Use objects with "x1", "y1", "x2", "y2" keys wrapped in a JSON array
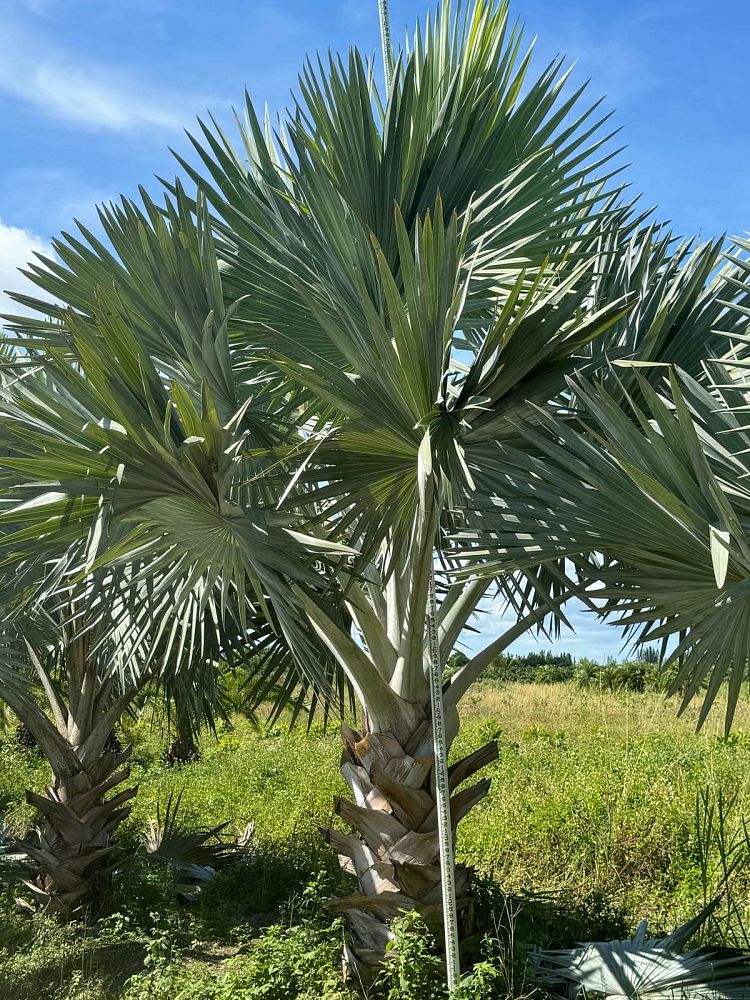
[
  {"x1": 535, "y1": 904, "x2": 750, "y2": 999},
  {"x1": 453, "y1": 363, "x2": 750, "y2": 732}
]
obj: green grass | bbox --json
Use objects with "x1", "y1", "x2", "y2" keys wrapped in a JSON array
[
  {"x1": 1, "y1": 682, "x2": 750, "y2": 998},
  {"x1": 0, "y1": 740, "x2": 49, "y2": 833},
  {"x1": 456, "y1": 722, "x2": 750, "y2": 927},
  {"x1": 122, "y1": 717, "x2": 346, "y2": 847}
]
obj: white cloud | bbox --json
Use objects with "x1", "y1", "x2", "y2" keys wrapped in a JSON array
[
  {"x1": 24, "y1": 64, "x2": 185, "y2": 132},
  {"x1": 0, "y1": 16, "x2": 220, "y2": 135},
  {"x1": 0, "y1": 58, "x2": 196, "y2": 134},
  {"x1": 0, "y1": 219, "x2": 53, "y2": 321}
]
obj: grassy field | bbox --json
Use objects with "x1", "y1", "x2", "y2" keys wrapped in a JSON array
[{"x1": 1, "y1": 681, "x2": 750, "y2": 998}]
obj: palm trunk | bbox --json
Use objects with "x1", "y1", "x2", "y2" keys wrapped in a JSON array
[
  {"x1": 322, "y1": 720, "x2": 498, "y2": 981},
  {"x1": 16, "y1": 744, "x2": 136, "y2": 918},
  {"x1": 163, "y1": 703, "x2": 200, "y2": 765},
  {"x1": 307, "y1": 524, "x2": 559, "y2": 979}
]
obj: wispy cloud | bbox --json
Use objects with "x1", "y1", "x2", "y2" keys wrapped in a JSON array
[
  {"x1": 526, "y1": 3, "x2": 674, "y2": 108},
  {"x1": 0, "y1": 15, "x2": 221, "y2": 135},
  {"x1": 0, "y1": 219, "x2": 53, "y2": 320},
  {"x1": 15, "y1": 65, "x2": 186, "y2": 132}
]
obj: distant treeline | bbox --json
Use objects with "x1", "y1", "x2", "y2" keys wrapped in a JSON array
[{"x1": 446, "y1": 646, "x2": 681, "y2": 693}]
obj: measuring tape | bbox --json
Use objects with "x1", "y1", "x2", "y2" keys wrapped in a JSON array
[
  {"x1": 427, "y1": 563, "x2": 461, "y2": 992},
  {"x1": 377, "y1": 0, "x2": 394, "y2": 92}
]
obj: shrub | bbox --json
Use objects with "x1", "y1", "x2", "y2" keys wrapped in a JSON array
[
  {"x1": 122, "y1": 916, "x2": 353, "y2": 1000},
  {"x1": 535, "y1": 663, "x2": 574, "y2": 684},
  {"x1": 378, "y1": 913, "x2": 446, "y2": 999},
  {"x1": 574, "y1": 658, "x2": 602, "y2": 689},
  {"x1": 481, "y1": 650, "x2": 574, "y2": 684}
]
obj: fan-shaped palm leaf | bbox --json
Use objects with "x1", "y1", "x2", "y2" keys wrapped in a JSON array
[{"x1": 535, "y1": 906, "x2": 750, "y2": 999}]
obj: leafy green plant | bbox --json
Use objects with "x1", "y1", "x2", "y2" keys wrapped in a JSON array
[
  {"x1": 144, "y1": 792, "x2": 254, "y2": 900},
  {"x1": 377, "y1": 911, "x2": 536, "y2": 999},
  {"x1": 536, "y1": 664, "x2": 574, "y2": 685},
  {"x1": 379, "y1": 913, "x2": 447, "y2": 999},
  {"x1": 122, "y1": 911, "x2": 354, "y2": 1000},
  {"x1": 574, "y1": 659, "x2": 603, "y2": 690},
  {"x1": 694, "y1": 786, "x2": 750, "y2": 949}
]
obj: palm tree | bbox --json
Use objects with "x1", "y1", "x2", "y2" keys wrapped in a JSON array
[
  {"x1": 0, "y1": 193, "x2": 352, "y2": 916},
  {"x1": 0, "y1": 349, "x2": 343, "y2": 916},
  {"x1": 0, "y1": 540, "x2": 343, "y2": 916},
  {"x1": 0, "y1": 574, "x2": 148, "y2": 917},
  {"x1": 2, "y1": 0, "x2": 747, "y2": 973}
]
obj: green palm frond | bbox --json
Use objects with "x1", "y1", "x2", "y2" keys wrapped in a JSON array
[
  {"x1": 171, "y1": 0, "x2": 627, "y2": 371},
  {"x1": 4, "y1": 185, "x2": 294, "y2": 446},
  {"x1": 0, "y1": 630, "x2": 36, "y2": 705},
  {"x1": 0, "y1": 309, "x2": 352, "y2": 731},
  {"x1": 144, "y1": 791, "x2": 254, "y2": 899},
  {"x1": 145, "y1": 791, "x2": 249, "y2": 869},
  {"x1": 588, "y1": 228, "x2": 750, "y2": 398},
  {"x1": 1, "y1": 300, "x2": 350, "y2": 672},
  {"x1": 454, "y1": 362, "x2": 750, "y2": 732}
]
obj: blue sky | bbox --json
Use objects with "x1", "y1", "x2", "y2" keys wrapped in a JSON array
[{"x1": 0, "y1": 0, "x2": 747, "y2": 659}]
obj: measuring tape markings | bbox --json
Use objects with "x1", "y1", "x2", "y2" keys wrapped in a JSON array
[{"x1": 427, "y1": 563, "x2": 461, "y2": 991}]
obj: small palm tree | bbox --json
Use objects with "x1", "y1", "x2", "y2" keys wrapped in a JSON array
[
  {"x1": 0, "y1": 584, "x2": 146, "y2": 916},
  {"x1": 0, "y1": 556, "x2": 339, "y2": 916},
  {"x1": 2, "y1": 0, "x2": 748, "y2": 972},
  {"x1": 0, "y1": 216, "x2": 349, "y2": 917}
]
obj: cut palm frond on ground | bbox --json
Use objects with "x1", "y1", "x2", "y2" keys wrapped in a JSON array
[{"x1": 535, "y1": 904, "x2": 750, "y2": 999}]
